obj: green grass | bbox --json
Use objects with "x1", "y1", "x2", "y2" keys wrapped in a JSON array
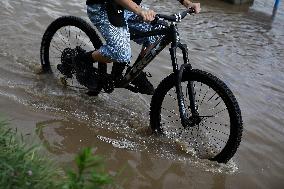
[
  {"x1": 0, "y1": 120, "x2": 117, "y2": 189},
  {"x1": 0, "y1": 120, "x2": 60, "y2": 189},
  {"x1": 63, "y1": 147, "x2": 113, "y2": 189}
]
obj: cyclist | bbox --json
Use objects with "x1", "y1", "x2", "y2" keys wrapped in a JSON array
[{"x1": 75, "y1": 0, "x2": 201, "y2": 95}]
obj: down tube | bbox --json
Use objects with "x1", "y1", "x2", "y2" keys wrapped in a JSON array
[{"x1": 118, "y1": 38, "x2": 169, "y2": 88}]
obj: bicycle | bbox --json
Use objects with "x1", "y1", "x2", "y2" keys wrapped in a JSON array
[{"x1": 40, "y1": 9, "x2": 243, "y2": 163}]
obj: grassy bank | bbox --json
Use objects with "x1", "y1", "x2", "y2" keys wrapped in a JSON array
[{"x1": 0, "y1": 120, "x2": 116, "y2": 189}]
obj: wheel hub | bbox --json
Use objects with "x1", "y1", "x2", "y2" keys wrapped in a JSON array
[{"x1": 182, "y1": 115, "x2": 202, "y2": 128}]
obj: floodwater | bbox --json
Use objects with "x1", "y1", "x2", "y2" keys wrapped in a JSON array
[{"x1": 0, "y1": 0, "x2": 283, "y2": 188}]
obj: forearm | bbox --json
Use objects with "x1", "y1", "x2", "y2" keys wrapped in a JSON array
[
  {"x1": 178, "y1": 0, "x2": 193, "y2": 6},
  {"x1": 179, "y1": 0, "x2": 201, "y2": 13},
  {"x1": 114, "y1": 0, "x2": 142, "y2": 15},
  {"x1": 178, "y1": 0, "x2": 189, "y2": 4}
]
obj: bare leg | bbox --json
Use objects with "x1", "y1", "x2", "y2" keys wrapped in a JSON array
[
  {"x1": 90, "y1": 50, "x2": 126, "y2": 85},
  {"x1": 91, "y1": 50, "x2": 113, "y2": 64}
]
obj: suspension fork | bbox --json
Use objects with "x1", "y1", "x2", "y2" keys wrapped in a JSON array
[
  {"x1": 179, "y1": 43, "x2": 199, "y2": 117},
  {"x1": 170, "y1": 43, "x2": 198, "y2": 128}
]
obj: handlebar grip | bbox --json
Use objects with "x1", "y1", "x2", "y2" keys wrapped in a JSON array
[
  {"x1": 181, "y1": 8, "x2": 195, "y2": 18},
  {"x1": 155, "y1": 14, "x2": 176, "y2": 22},
  {"x1": 156, "y1": 8, "x2": 195, "y2": 22}
]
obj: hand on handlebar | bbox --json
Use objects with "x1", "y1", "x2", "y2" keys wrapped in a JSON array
[
  {"x1": 138, "y1": 9, "x2": 156, "y2": 22},
  {"x1": 182, "y1": 0, "x2": 201, "y2": 14}
]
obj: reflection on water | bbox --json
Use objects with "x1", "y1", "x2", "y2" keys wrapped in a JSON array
[
  {"x1": 211, "y1": 174, "x2": 226, "y2": 189},
  {"x1": 36, "y1": 119, "x2": 148, "y2": 156},
  {"x1": 35, "y1": 117, "x2": 238, "y2": 188},
  {"x1": 1, "y1": 0, "x2": 284, "y2": 188},
  {"x1": 35, "y1": 118, "x2": 238, "y2": 167}
]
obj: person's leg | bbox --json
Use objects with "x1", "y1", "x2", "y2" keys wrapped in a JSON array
[
  {"x1": 91, "y1": 51, "x2": 111, "y2": 63},
  {"x1": 87, "y1": 4, "x2": 131, "y2": 64},
  {"x1": 70, "y1": 4, "x2": 131, "y2": 93},
  {"x1": 122, "y1": 6, "x2": 162, "y2": 95}
]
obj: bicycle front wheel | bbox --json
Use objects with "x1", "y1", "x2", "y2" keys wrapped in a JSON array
[{"x1": 150, "y1": 69, "x2": 243, "y2": 163}]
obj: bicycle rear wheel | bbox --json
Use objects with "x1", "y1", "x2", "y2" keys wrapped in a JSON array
[
  {"x1": 150, "y1": 69, "x2": 243, "y2": 163},
  {"x1": 40, "y1": 16, "x2": 106, "y2": 89}
]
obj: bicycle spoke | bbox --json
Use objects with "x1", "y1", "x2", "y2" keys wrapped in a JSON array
[
  {"x1": 51, "y1": 43, "x2": 63, "y2": 53},
  {"x1": 82, "y1": 39, "x2": 91, "y2": 48},
  {"x1": 167, "y1": 91, "x2": 177, "y2": 101},
  {"x1": 213, "y1": 100, "x2": 222, "y2": 109},
  {"x1": 68, "y1": 26, "x2": 71, "y2": 40},
  {"x1": 159, "y1": 75, "x2": 232, "y2": 160},
  {"x1": 161, "y1": 107, "x2": 179, "y2": 116},
  {"x1": 75, "y1": 29, "x2": 79, "y2": 47},
  {"x1": 78, "y1": 30, "x2": 84, "y2": 47},
  {"x1": 207, "y1": 92, "x2": 217, "y2": 102},
  {"x1": 202, "y1": 121, "x2": 229, "y2": 136},
  {"x1": 55, "y1": 32, "x2": 70, "y2": 47},
  {"x1": 199, "y1": 86, "x2": 210, "y2": 106},
  {"x1": 62, "y1": 28, "x2": 71, "y2": 47},
  {"x1": 202, "y1": 108, "x2": 227, "y2": 122},
  {"x1": 46, "y1": 23, "x2": 96, "y2": 90}
]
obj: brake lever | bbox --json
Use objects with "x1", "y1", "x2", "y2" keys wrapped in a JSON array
[{"x1": 188, "y1": 7, "x2": 196, "y2": 14}]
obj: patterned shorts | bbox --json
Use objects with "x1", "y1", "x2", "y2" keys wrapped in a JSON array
[{"x1": 87, "y1": 4, "x2": 160, "y2": 63}]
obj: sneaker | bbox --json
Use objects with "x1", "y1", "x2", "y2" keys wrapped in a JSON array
[
  {"x1": 72, "y1": 47, "x2": 99, "y2": 90},
  {"x1": 111, "y1": 62, "x2": 126, "y2": 86},
  {"x1": 131, "y1": 72, "x2": 155, "y2": 95}
]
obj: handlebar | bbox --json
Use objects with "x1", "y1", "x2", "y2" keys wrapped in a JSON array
[{"x1": 155, "y1": 8, "x2": 195, "y2": 22}]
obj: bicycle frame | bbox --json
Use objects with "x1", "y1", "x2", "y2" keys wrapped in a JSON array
[
  {"x1": 117, "y1": 26, "x2": 170, "y2": 88},
  {"x1": 117, "y1": 21, "x2": 199, "y2": 128}
]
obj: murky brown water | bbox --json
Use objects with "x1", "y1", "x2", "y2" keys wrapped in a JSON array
[{"x1": 1, "y1": 0, "x2": 284, "y2": 188}]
